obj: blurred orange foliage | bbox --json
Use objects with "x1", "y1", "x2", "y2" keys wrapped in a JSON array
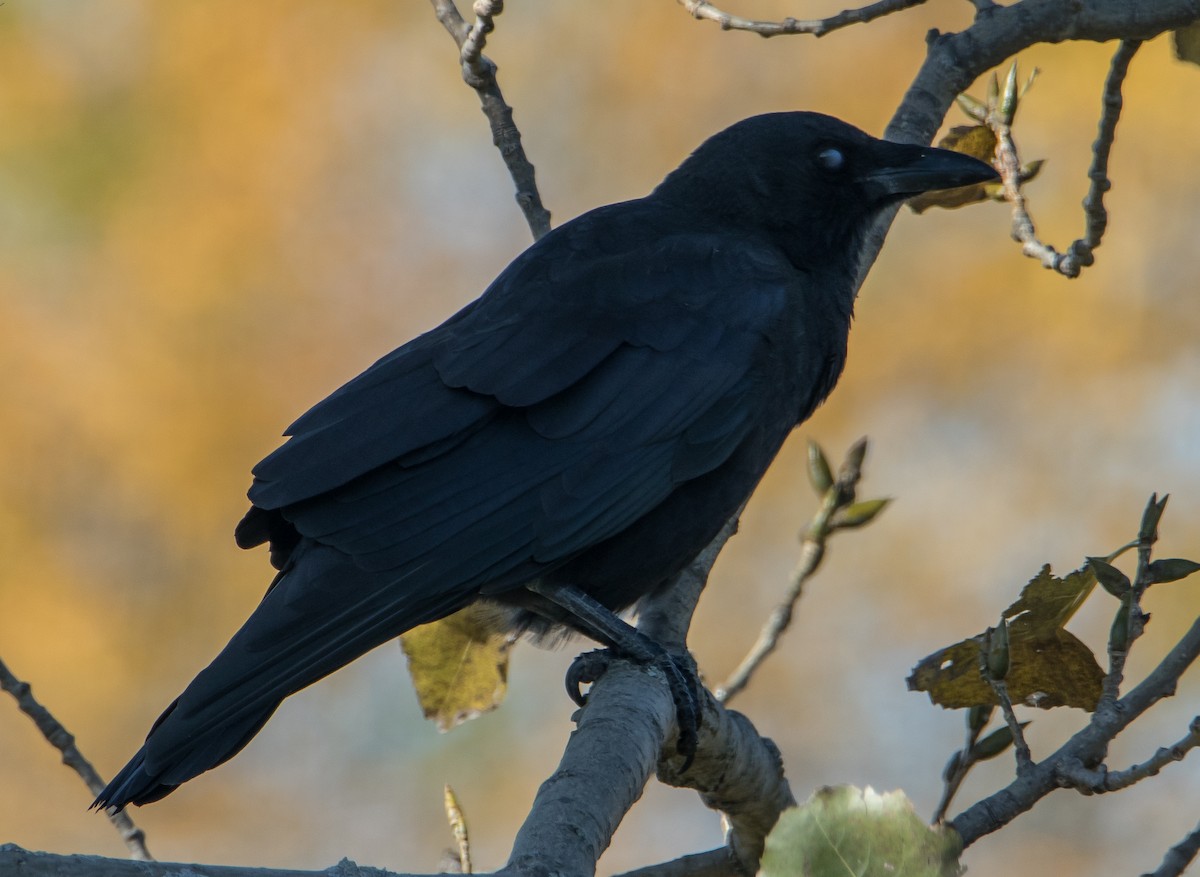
[{"x1": 1, "y1": 3, "x2": 1197, "y2": 874}]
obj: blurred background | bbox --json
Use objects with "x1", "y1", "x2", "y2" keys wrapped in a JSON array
[{"x1": 1, "y1": 2, "x2": 1198, "y2": 874}]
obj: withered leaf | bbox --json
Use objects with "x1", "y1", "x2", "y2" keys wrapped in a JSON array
[{"x1": 400, "y1": 604, "x2": 515, "y2": 731}]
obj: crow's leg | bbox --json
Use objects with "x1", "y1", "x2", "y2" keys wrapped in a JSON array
[{"x1": 525, "y1": 581, "x2": 701, "y2": 770}]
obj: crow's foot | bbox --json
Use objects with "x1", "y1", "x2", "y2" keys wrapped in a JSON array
[
  {"x1": 565, "y1": 648, "x2": 613, "y2": 707},
  {"x1": 565, "y1": 644, "x2": 702, "y2": 771}
]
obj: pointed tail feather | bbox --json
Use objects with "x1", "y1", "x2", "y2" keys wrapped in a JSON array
[{"x1": 94, "y1": 540, "x2": 472, "y2": 810}]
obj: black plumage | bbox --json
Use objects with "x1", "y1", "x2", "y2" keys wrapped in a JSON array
[{"x1": 95, "y1": 111, "x2": 996, "y2": 810}]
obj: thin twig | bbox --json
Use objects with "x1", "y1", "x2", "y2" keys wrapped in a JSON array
[
  {"x1": 677, "y1": 0, "x2": 929, "y2": 38},
  {"x1": 443, "y1": 785, "x2": 472, "y2": 874},
  {"x1": 982, "y1": 674, "x2": 1034, "y2": 774},
  {"x1": 1056, "y1": 715, "x2": 1200, "y2": 795},
  {"x1": 933, "y1": 706, "x2": 995, "y2": 823},
  {"x1": 1099, "y1": 493, "x2": 1158, "y2": 708},
  {"x1": 1066, "y1": 39, "x2": 1141, "y2": 270},
  {"x1": 1107, "y1": 716, "x2": 1200, "y2": 791},
  {"x1": 989, "y1": 41, "x2": 1141, "y2": 277},
  {"x1": 1143, "y1": 820, "x2": 1200, "y2": 877},
  {"x1": 429, "y1": 0, "x2": 551, "y2": 240},
  {"x1": 933, "y1": 751, "x2": 969, "y2": 824},
  {"x1": 715, "y1": 439, "x2": 875, "y2": 703},
  {"x1": 0, "y1": 657, "x2": 153, "y2": 861}
]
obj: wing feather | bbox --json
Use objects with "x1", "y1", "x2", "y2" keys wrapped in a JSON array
[{"x1": 247, "y1": 218, "x2": 802, "y2": 597}]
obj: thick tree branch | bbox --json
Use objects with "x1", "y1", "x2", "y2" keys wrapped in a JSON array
[
  {"x1": 612, "y1": 848, "x2": 737, "y2": 877},
  {"x1": 890, "y1": 0, "x2": 1200, "y2": 148},
  {"x1": 429, "y1": 511, "x2": 759, "y2": 873},
  {"x1": 501, "y1": 661, "x2": 675, "y2": 876},
  {"x1": 502, "y1": 644, "x2": 792, "y2": 875},
  {"x1": 638, "y1": 509, "x2": 743, "y2": 650},
  {"x1": 0, "y1": 845, "x2": 403, "y2": 877}
]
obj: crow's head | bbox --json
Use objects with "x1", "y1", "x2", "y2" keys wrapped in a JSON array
[{"x1": 653, "y1": 111, "x2": 997, "y2": 272}]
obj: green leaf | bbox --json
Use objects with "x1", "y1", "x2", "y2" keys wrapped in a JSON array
[
  {"x1": 955, "y1": 92, "x2": 987, "y2": 122},
  {"x1": 400, "y1": 604, "x2": 514, "y2": 731},
  {"x1": 759, "y1": 786, "x2": 963, "y2": 877},
  {"x1": 969, "y1": 722, "x2": 1029, "y2": 762},
  {"x1": 907, "y1": 126, "x2": 998, "y2": 214},
  {"x1": 807, "y1": 439, "x2": 834, "y2": 494},
  {"x1": 846, "y1": 436, "x2": 869, "y2": 473},
  {"x1": 942, "y1": 750, "x2": 964, "y2": 783},
  {"x1": 1087, "y1": 556, "x2": 1131, "y2": 598},
  {"x1": 1003, "y1": 561, "x2": 1097, "y2": 627},
  {"x1": 1018, "y1": 159, "x2": 1045, "y2": 184},
  {"x1": 1139, "y1": 493, "x2": 1169, "y2": 541},
  {"x1": 967, "y1": 704, "x2": 993, "y2": 733},
  {"x1": 1149, "y1": 558, "x2": 1200, "y2": 584},
  {"x1": 836, "y1": 498, "x2": 891, "y2": 529},
  {"x1": 1000, "y1": 61, "x2": 1021, "y2": 123},
  {"x1": 1110, "y1": 597, "x2": 1132, "y2": 653},
  {"x1": 1173, "y1": 23, "x2": 1200, "y2": 66}
]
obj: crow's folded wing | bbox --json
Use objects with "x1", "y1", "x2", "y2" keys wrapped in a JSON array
[{"x1": 248, "y1": 223, "x2": 801, "y2": 589}]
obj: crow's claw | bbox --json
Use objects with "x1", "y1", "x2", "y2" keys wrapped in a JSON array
[
  {"x1": 656, "y1": 650, "x2": 701, "y2": 771},
  {"x1": 565, "y1": 649, "x2": 614, "y2": 707},
  {"x1": 563, "y1": 644, "x2": 702, "y2": 771}
]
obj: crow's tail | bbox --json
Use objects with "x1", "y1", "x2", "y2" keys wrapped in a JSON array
[{"x1": 93, "y1": 540, "x2": 472, "y2": 810}]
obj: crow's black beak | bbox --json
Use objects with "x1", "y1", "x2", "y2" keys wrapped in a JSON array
[{"x1": 861, "y1": 141, "x2": 999, "y2": 202}]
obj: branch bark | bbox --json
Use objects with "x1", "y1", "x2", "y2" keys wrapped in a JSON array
[
  {"x1": 0, "y1": 659, "x2": 152, "y2": 861},
  {"x1": 429, "y1": 0, "x2": 552, "y2": 240},
  {"x1": 677, "y1": 0, "x2": 929, "y2": 38},
  {"x1": 949, "y1": 615, "x2": 1200, "y2": 847},
  {"x1": 857, "y1": 0, "x2": 1200, "y2": 291}
]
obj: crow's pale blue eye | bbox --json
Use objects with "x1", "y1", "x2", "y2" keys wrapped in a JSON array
[{"x1": 817, "y1": 147, "x2": 845, "y2": 172}]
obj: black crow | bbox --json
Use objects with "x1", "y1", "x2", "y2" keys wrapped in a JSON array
[{"x1": 95, "y1": 112, "x2": 996, "y2": 809}]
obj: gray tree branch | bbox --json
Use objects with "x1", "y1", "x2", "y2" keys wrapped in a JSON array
[
  {"x1": 0, "y1": 659, "x2": 152, "y2": 861},
  {"x1": 677, "y1": 0, "x2": 928, "y2": 38},
  {"x1": 1143, "y1": 821, "x2": 1200, "y2": 877},
  {"x1": 948, "y1": 615, "x2": 1200, "y2": 847},
  {"x1": 857, "y1": 0, "x2": 1200, "y2": 289},
  {"x1": 429, "y1": 0, "x2": 551, "y2": 240}
]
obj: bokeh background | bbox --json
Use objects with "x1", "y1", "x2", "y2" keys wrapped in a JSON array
[{"x1": 2, "y1": 2, "x2": 1198, "y2": 874}]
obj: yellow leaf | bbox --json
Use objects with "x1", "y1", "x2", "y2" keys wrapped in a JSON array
[
  {"x1": 907, "y1": 560, "x2": 1106, "y2": 711},
  {"x1": 1173, "y1": 22, "x2": 1200, "y2": 66},
  {"x1": 400, "y1": 604, "x2": 515, "y2": 731},
  {"x1": 907, "y1": 126, "x2": 998, "y2": 213}
]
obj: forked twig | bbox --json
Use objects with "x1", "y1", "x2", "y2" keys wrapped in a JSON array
[
  {"x1": 716, "y1": 439, "x2": 886, "y2": 703},
  {"x1": 985, "y1": 42, "x2": 1140, "y2": 276}
]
